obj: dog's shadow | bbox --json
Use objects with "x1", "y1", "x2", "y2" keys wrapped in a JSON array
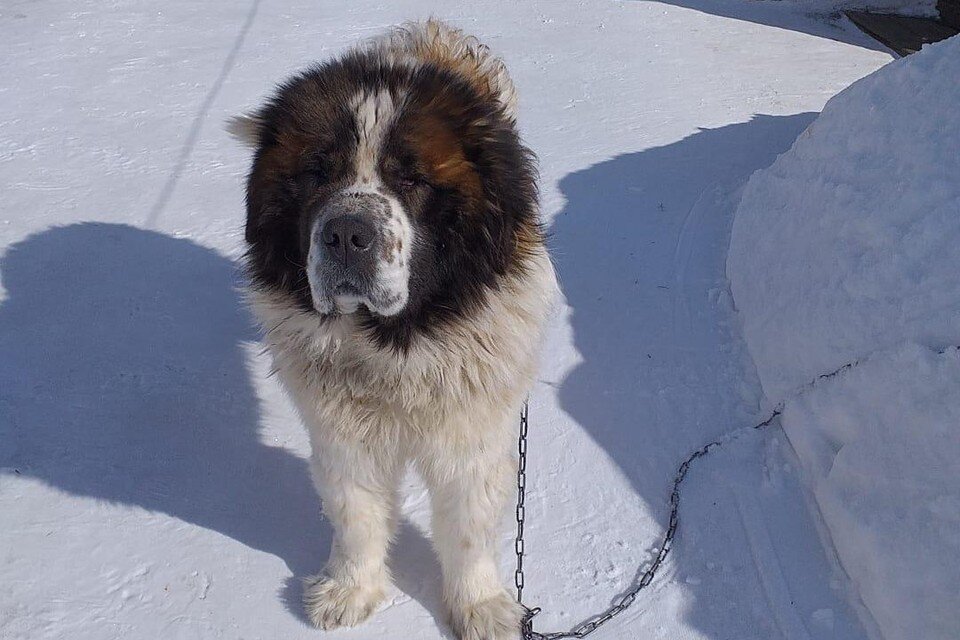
[{"x1": 0, "y1": 223, "x2": 445, "y2": 628}]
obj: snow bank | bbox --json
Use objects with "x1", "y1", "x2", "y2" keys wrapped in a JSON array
[
  {"x1": 728, "y1": 36, "x2": 960, "y2": 640},
  {"x1": 784, "y1": 344, "x2": 960, "y2": 640},
  {"x1": 729, "y1": 36, "x2": 960, "y2": 403}
]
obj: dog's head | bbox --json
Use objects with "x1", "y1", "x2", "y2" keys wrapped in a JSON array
[{"x1": 234, "y1": 23, "x2": 541, "y2": 349}]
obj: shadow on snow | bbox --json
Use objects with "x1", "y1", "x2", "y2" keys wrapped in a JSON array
[
  {"x1": 550, "y1": 113, "x2": 818, "y2": 637},
  {"x1": 0, "y1": 223, "x2": 445, "y2": 629},
  {"x1": 652, "y1": 0, "x2": 892, "y2": 54}
]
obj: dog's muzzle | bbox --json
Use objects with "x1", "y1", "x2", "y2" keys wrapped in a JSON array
[{"x1": 308, "y1": 191, "x2": 395, "y2": 315}]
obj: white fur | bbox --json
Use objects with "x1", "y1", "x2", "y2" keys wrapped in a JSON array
[
  {"x1": 249, "y1": 248, "x2": 557, "y2": 639},
  {"x1": 346, "y1": 92, "x2": 414, "y2": 317},
  {"x1": 351, "y1": 91, "x2": 395, "y2": 184},
  {"x1": 371, "y1": 188, "x2": 414, "y2": 316}
]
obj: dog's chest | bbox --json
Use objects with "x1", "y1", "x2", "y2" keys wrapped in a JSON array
[{"x1": 270, "y1": 316, "x2": 456, "y2": 412}]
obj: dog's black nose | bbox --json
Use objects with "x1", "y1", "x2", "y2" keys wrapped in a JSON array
[{"x1": 321, "y1": 215, "x2": 377, "y2": 264}]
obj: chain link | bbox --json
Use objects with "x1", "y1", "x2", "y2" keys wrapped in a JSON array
[{"x1": 514, "y1": 401, "x2": 783, "y2": 640}]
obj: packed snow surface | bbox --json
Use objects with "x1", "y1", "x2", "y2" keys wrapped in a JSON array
[
  {"x1": 0, "y1": 1, "x2": 914, "y2": 639},
  {"x1": 729, "y1": 36, "x2": 960, "y2": 640}
]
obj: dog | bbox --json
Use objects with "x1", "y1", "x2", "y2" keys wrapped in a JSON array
[{"x1": 231, "y1": 20, "x2": 556, "y2": 639}]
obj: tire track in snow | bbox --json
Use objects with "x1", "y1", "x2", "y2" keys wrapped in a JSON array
[{"x1": 144, "y1": 0, "x2": 262, "y2": 228}]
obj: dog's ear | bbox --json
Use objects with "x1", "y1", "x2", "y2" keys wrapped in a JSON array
[{"x1": 226, "y1": 114, "x2": 262, "y2": 148}]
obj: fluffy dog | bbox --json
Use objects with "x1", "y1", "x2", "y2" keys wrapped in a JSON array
[{"x1": 232, "y1": 20, "x2": 556, "y2": 639}]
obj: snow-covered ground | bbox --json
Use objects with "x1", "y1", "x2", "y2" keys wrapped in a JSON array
[
  {"x1": 729, "y1": 37, "x2": 960, "y2": 640},
  {"x1": 0, "y1": 1, "x2": 917, "y2": 639}
]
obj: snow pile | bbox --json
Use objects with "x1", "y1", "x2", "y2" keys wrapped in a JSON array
[
  {"x1": 729, "y1": 35, "x2": 960, "y2": 402},
  {"x1": 784, "y1": 344, "x2": 960, "y2": 640},
  {"x1": 728, "y1": 36, "x2": 960, "y2": 640}
]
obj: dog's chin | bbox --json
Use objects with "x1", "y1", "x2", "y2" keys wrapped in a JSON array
[
  {"x1": 310, "y1": 285, "x2": 407, "y2": 318},
  {"x1": 310, "y1": 290, "x2": 362, "y2": 317},
  {"x1": 332, "y1": 294, "x2": 362, "y2": 315}
]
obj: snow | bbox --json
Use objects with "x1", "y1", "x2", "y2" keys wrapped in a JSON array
[
  {"x1": 784, "y1": 345, "x2": 960, "y2": 640},
  {"x1": 729, "y1": 36, "x2": 960, "y2": 403},
  {"x1": 0, "y1": 1, "x2": 929, "y2": 639},
  {"x1": 728, "y1": 36, "x2": 960, "y2": 640}
]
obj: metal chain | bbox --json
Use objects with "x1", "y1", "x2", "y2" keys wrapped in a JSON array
[
  {"x1": 514, "y1": 401, "x2": 539, "y2": 634},
  {"x1": 514, "y1": 344, "x2": 959, "y2": 637},
  {"x1": 514, "y1": 401, "x2": 782, "y2": 640}
]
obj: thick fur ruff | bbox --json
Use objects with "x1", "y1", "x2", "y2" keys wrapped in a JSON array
[{"x1": 237, "y1": 20, "x2": 556, "y2": 640}]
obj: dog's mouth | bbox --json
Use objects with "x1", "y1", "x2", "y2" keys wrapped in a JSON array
[
  {"x1": 310, "y1": 278, "x2": 367, "y2": 315},
  {"x1": 330, "y1": 282, "x2": 365, "y2": 314},
  {"x1": 331, "y1": 281, "x2": 363, "y2": 297},
  {"x1": 308, "y1": 264, "x2": 408, "y2": 319}
]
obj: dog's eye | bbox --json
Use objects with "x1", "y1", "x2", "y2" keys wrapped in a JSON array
[
  {"x1": 303, "y1": 153, "x2": 332, "y2": 185},
  {"x1": 306, "y1": 166, "x2": 327, "y2": 184},
  {"x1": 397, "y1": 175, "x2": 428, "y2": 192}
]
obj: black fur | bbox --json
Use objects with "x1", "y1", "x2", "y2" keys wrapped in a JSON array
[{"x1": 243, "y1": 50, "x2": 541, "y2": 351}]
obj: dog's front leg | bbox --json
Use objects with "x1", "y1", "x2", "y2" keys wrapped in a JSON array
[
  {"x1": 419, "y1": 420, "x2": 523, "y2": 640},
  {"x1": 304, "y1": 437, "x2": 402, "y2": 630}
]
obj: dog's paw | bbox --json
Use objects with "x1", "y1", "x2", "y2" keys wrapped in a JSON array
[
  {"x1": 303, "y1": 574, "x2": 385, "y2": 630},
  {"x1": 449, "y1": 589, "x2": 523, "y2": 640}
]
